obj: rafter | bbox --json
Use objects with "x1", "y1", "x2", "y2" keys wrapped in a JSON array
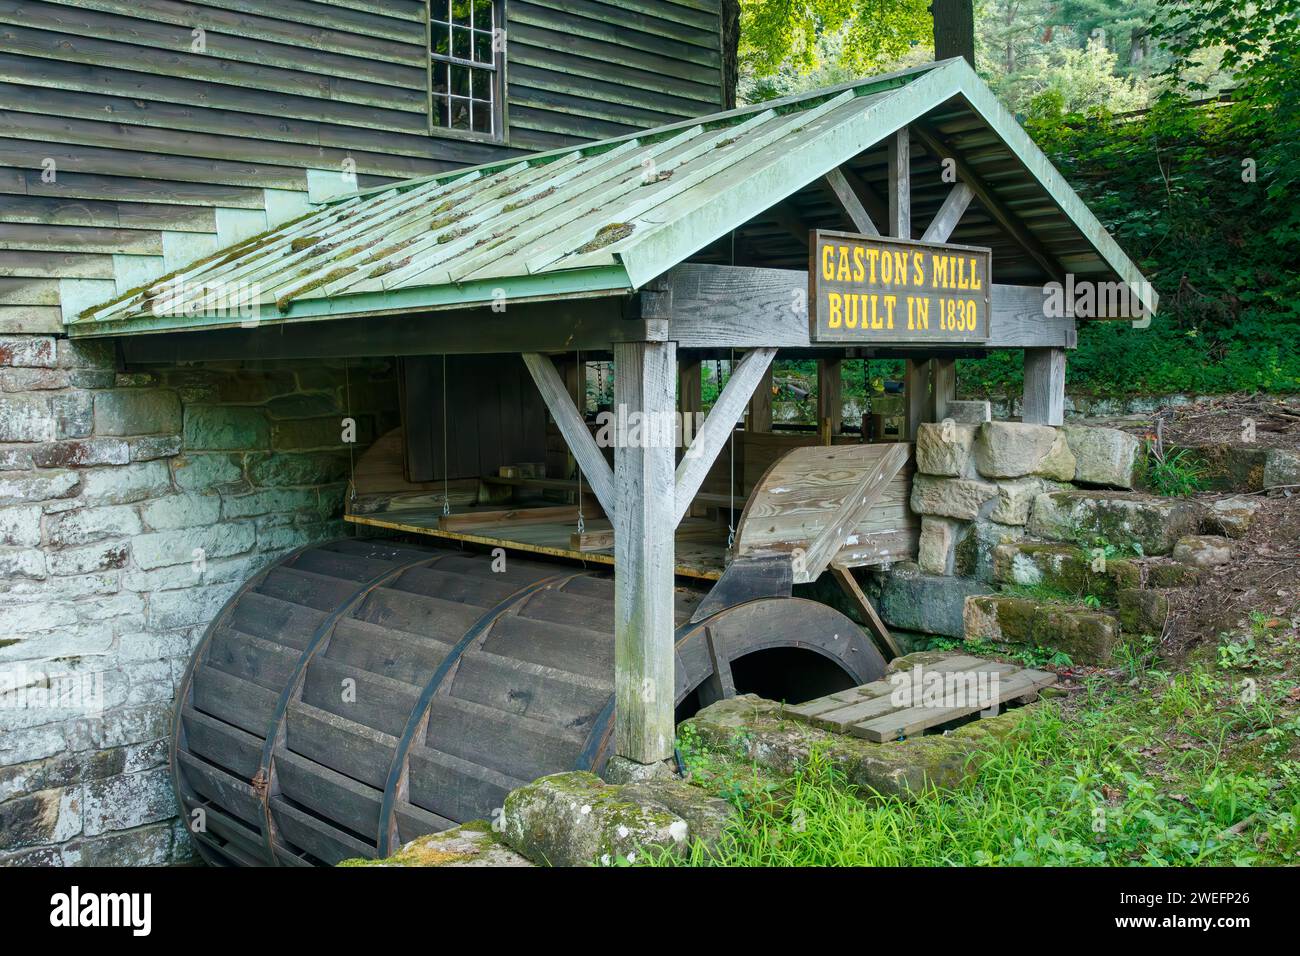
[{"x1": 911, "y1": 122, "x2": 1066, "y2": 282}]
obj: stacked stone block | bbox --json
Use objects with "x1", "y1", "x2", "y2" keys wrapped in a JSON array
[
  {"x1": 1, "y1": 332, "x2": 397, "y2": 865},
  {"x1": 885, "y1": 418, "x2": 1257, "y2": 664}
]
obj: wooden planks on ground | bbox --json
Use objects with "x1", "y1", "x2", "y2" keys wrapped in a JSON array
[{"x1": 785, "y1": 654, "x2": 1056, "y2": 742}]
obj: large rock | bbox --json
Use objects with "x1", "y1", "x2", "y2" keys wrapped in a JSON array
[
  {"x1": 340, "y1": 823, "x2": 533, "y2": 867},
  {"x1": 1172, "y1": 534, "x2": 1233, "y2": 568},
  {"x1": 1118, "y1": 588, "x2": 1169, "y2": 634},
  {"x1": 878, "y1": 562, "x2": 992, "y2": 638},
  {"x1": 915, "y1": 422, "x2": 977, "y2": 477},
  {"x1": 910, "y1": 474, "x2": 998, "y2": 520},
  {"x1": 684, "y1": 693, "x2": 1036, "y2": 800},
  {"x1": 1178, "y1": 443, "x2": 1267, "y2": 492},
  {"x1": 1203, "y1": 496, "x2": 1261, "y2": 538},
  {"x1": 992, "y1": 541, "x2": 1141, "y2": 602},
  {"x1": 974, "y1": 422, "x2": 1076, "y2": 480},
  {"x1": 1264, "y1": 448, "x2": 1300, "y2": 489},
  {"x1": 501, "y1": 771, "x2": 733, "y2": 866},
  {"x1": 917, "y1": 516, "x2": 961, "y2": 575},
  {"x1": 1063, "y1": 425, "x2": 1140, "y2": 489},
  {"x1": 1028, "y1": 490, "x2": 1202, "y2": 555},
  {"x1": 988, "y1": 477, "x2": 1054, "y2": 526},
  {"x1": 963, "y1": 595, "x2": 1120, "y2": 662},
  {"x1": 953, "y1": 520, "x2": 1024, "y2": 582}
]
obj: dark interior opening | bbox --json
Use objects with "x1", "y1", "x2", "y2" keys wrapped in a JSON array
[{"x1": 675, "y1": 647, "x2": 859, "y2": 723}]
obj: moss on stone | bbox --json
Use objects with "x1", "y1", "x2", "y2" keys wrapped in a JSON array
[
  {"x1": 289, "y1": 236, "x2": 320, "y2": 253},
  {"x1": 683, "y1": 694, "x2": 1038, "y2": 801}
]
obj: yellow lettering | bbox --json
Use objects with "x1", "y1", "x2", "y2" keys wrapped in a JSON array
[
  {"x1": 932, "y1": 254, "x2": 949, "y2": 289},
  {"x1": 853, "y1": 246, "x2": 865, "y2": 283},
  {"x1": 865, "y1": 248, "x2": 880, "y2": 284},
  {"x1": 836, "y1": 246, "x2": 851, "y2": 282},
  {"x1": 913, "y1": 252, "x2": 924, "y2": 285},
  {"x1": 828, "y1": 293, "x2": 842, "y2": 329},
  {"x1": 892, "y1": 251, "x2": 908, "y2": 286},
  {"x1": 915, "y1": 297, "x2": 929, "y2": 331},
  {"x1": 821, "y1": 244, "x2": 834, "y2": 281},
  {"x1": 884, "y1": 295, "x2": 896, "y2": 329}
]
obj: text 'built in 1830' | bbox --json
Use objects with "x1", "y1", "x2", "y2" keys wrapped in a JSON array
[{"x1": 809, "y1": 231, "x2": 992, "y2": 343}]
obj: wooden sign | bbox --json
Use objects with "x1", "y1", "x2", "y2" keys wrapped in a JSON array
[{"x1": 809, "y1": 230, "x2": 991, "y2": 343}]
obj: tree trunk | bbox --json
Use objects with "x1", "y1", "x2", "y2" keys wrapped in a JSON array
[
  {"x1": 720, "y1": 0, "x2": 740, "y2": 109},
  {"x1": 931, "y1": 0, "x2": 976, "y2": 66}
]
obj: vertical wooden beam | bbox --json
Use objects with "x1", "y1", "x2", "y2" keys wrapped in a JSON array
[
  {"x1": 612, "y1": 339, "x2": 678, "y2": 765},
  {"x1": 931, "y1": 356, "x2": 956, "y2": 422},
  {"x1": 904, "y1": 358, "x2": 933, "y2": 441},
  {"x1": 747, "y1": 360, "x2": 773, "y2": 432},
  {"x1": 887, "y1": 128, "x2": 911, "y2": 239},
  {"x1": 1022, "y1": 347, "x2": 1066, "y2": 425},
  {"x1": 817, "y1": 357, "x2": 842, "y2": 440}
]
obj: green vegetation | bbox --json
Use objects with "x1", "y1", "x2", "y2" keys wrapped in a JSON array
[
  {"x1": 653, "y1": 630, "x2": 1300, "y2": 865},
  {"x1": 1140, "y1": 445, "x2": 1208, "y2": 497},
  {"x1": 737, "y1": 1, "x2": 1299, "y2": 400}
]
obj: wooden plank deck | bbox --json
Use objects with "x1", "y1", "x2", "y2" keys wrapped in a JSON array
[
  {"x1": 785, "y1": 654, "x2": 1056, "y2": 742},
  {"x1": 344, "y1": 507, "x2": 728, "y2": 581}
]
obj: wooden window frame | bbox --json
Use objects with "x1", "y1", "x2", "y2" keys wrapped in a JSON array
[{"x1": 426, "y1": 0, "x2": 508, "y2": 144}]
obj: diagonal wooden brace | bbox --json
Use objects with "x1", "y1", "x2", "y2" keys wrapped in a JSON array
[
  {"x1": 522, "y1": 352, "x2": 616, "y2": 518},
  {"x1": 672, "y1": 346, "x2": 776, "y2": 527}
]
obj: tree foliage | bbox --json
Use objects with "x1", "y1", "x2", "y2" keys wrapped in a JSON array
[{"x1": 738, "y1": 0, "x2": 932, "y2": 77}]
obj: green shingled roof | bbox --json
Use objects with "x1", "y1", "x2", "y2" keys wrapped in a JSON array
[{"x1": 68, "y1": 58, "x2": 1156, "y2": 338}]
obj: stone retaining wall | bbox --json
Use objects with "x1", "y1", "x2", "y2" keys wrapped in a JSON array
[
  {"x1": 871, "y1": 417, "x2": 1275, "y2": 663},
  {"x1": 1, "y1": 332, "x2": 398, "y2": 865}
]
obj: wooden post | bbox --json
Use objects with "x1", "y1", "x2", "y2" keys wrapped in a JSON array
[
  {"x1": 887, "y1": 128, "x2": 911, "y2": 239},
  {"x1": 612, "y1": 339, "x2": 678, "y2": 765},
  {"x1": 904, "y1": 358, "x2": 933, "y2": 440},
  {"x1": 932, "y1": 356, "x2": 956, "y2": 422},
  {"x1": 1022, "y1": 347, "x2": 1066, "y2": 425},
  {"x1": 817, "y1": 357, "x2": 842, "y2": 440},
  {"x1": 747, "y1": 360, "x2": 773, "y2": 432},
  {"x1": 678, "y1": 359, "x2": 702, "y2": 416}
]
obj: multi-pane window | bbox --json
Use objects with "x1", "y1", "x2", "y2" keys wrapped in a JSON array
[{"x1": 429, "y1": 0, "x2": 503, "y2": 139}]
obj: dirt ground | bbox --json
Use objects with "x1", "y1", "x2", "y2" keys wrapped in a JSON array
[{"x1": 1100, "y1": 393, "x2": 1299, "y2": 656}]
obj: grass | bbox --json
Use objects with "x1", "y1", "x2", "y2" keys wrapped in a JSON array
[
  {"x1": 646, "y1": 618, "x2": 1300, "y2": 867},
  {"x1": 1140, "y1": 445, "x2": 1208, "y2": 498}
]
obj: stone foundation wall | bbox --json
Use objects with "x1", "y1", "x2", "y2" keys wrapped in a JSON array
[
  {"x1": 1, "y1": 332, "x2": 399, "y2": 865},
  {"x1": 872, "y1": 415, "x2": 1276, "y2": 664}
]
